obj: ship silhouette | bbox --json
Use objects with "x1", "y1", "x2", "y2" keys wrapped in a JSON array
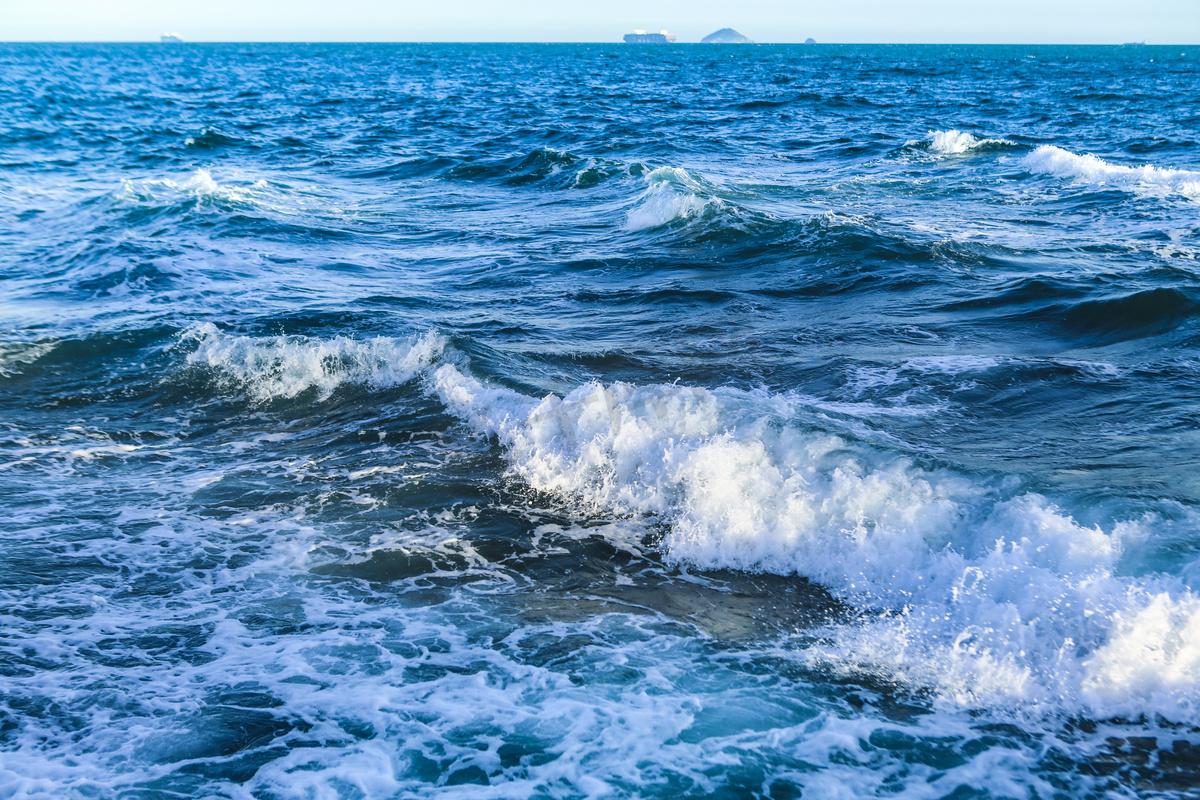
[{"x1": 624, "y1": 30, "x2": 677, "y2": 43}]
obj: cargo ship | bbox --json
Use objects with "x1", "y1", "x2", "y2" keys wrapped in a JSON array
[{"x1": 623, "y1": 30, "x2": 677, "y2": 43}]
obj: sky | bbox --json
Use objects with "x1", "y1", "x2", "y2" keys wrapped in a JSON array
[{"x1": 1, "y1": 0, "x2": 1197, "y2": 44}]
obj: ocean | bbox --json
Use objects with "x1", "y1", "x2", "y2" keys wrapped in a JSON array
[{"x1": 2, "y1": 41, "x2": 1200, "y2": 798}]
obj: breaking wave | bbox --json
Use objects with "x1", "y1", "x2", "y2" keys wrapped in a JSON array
[
  {"x1": 116, "y1": 169, "x2": 262, "y2": 206},
  {"x1": 625, "y1": 167, "x2": 735, "y2": 231},
  {"x1": 425, "y1": 359, "x2": 1200, "y2": 722},
  {"x1": 113, "y1": 169, "x2": 322, "y2": 216},
  {"x1": 179, "y1": 323, "x2": 444, "y2": 402},
  {"x1": 922, "y1": 129, "x2": 1016, "y2": 154},
  {"x1": 191, "y1": 334, "x2": 1162, "y2": 722},
  {"x1": 1021, "y1": 145, "x2": 1200, "y2": 199},
  {"x1": 179, "y1": 325, "x2": 1200, "y2": 722}
]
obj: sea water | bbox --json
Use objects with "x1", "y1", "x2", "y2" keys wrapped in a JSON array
[{"x1": 2, "y1": 42, "x2": 1200, "y2": 798}]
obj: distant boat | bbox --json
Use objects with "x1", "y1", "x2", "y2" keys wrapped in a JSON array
[
  {"x1": 624, "y1": 30, "x2": 677, "y2": 44},
  {"x1": 1122, "y1": 41, "x2": 1147, "y2": 46},
  {"x1": 160, "y1": 33, "x2": 183, "y2": 44}
]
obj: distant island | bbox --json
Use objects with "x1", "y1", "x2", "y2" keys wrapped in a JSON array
[
  {"x1": 160, "y1": 33, "x2": 183, "y2": 43},
  {"x1": 623, "y1": 30, "x2": 677, "y2": 43},
  {"x1": 701, "y1": 28, "x2": 753, "y2": 44}
]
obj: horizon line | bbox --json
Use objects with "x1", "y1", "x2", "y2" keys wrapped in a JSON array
[{"x1": 0, "y1": 40, "x2": 1189, "y2": 46}]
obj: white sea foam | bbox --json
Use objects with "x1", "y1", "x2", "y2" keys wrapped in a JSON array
[
  {"x1": 12, "y1": 331, "x2": 1195, "y2": 797},
  {"x1": 924, "y1": 130, "x2": 1015, "y2": 155},
  {"x1": 1022, "y1": 145, "x2": 1200, "y2": 199},
  {"x1": 847, "y1": 355, "x2": 1125, "y2": 396},
  {"x1": 426, "y1": 360, "x2": 1200, "y2": 722},
  {"x1": 114, "y1": 169, "x2": 322, "y2": 215},
  {"x1": 625, "y1": 166, "x2": 726, "y2": 231},
  {"x1": 181, "y1": 323, "x2": 444, "y2": 401},
  {"x1": 845, "y1": 355, "x2": 1003, "y2": 395},
  {"x1": 0, "y1": 426, "x2": 155, "y2": 477},
  {"x1": 175, "y1": 328, "x2": 1200, "y2": 721},
  {"x1": 116, "y1": 169, "x2": 258, "y2": 205}
]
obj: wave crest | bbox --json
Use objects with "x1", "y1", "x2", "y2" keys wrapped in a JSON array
[
  {"x1": 427, "y1": 360, "x2": 1200, "y2": 721},
  {"x1": 180, "y1": 324, "x2": 444, "y2": 402},
  {"x1": 923, "y1": 129, "x2": 1015, "y2": 154},
  {"x1": 116, "y1": 169, "x2": 262, "y2": 206},
  {"x1": 625, "y1": 167, "x2": 732, "y2": 231},
  {"x1": 1021, "y1": 145, "x2": 1200, "y2": 199},
  {"x1": 0, "y1": 340, "x2": 57, "y2": 378},
  {"x1": 113, "y1": 170, "x2": 320, "y2": 217}
]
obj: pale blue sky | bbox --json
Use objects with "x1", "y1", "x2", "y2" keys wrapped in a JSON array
[{"x1": 1, "y1": 0, "x2": 1196, "y2": 43}]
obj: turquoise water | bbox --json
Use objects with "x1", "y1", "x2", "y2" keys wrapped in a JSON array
[{"x1": 3, "y1": 43, "x2": 1200, "y2": 798}]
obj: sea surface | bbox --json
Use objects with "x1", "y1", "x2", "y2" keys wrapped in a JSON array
[{"x1": 2, "y1": 42, "x2": 1200, "y2": 799}]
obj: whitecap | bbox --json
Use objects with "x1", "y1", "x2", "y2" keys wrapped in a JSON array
[
  {"x1": 916, "y1": 130, "x2": 1016, "y2": 155},
  {"x1": 1021, "y1": 145, "x2": 1200, "y2": 199},
  {"x1": 116, "y1": 169, "x2": 257, "y2": 206},
  {"x1": 180, "y1": 324, "x2": 445, "y2": 402},
  {"x1": 425, "y1": 360, "x2": 1200, "y2": 722},
  {"x1": 625, "y1": 166, "x2": 727, "y2": 231},
  {"x1": 113, "y1": 169, "x2": 317, "y2": 215}
]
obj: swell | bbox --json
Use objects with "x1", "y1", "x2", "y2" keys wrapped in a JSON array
[
  {"x1": 1057, "y1": 288, "x2": 1200, "y2": 341},
  {"x1": 943, "y1": 282, "x2": 1200, "y2": 344},
  {"x1": 349, "y1": 148, "x2": 647, "y2": 190},
  {"x1": 608, "y1": 206, "x2": 1033, "y2": 299},
  {"x1": 607, "y1": 162, "x2": 1035, "y2": 288},
  {"x1": 29, "y1": 145, "x2": 1193, "y2": 324},
  {"x1": 71, "y1": 158, "x2": 1036, "y2": 305},
  {"x1": 0, "y1": 327, "x2": 176, "y2": 386}
]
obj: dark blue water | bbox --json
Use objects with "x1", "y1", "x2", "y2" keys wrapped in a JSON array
[{"x1": 3, "y1": 42, "x2": 1200, "y2": 798}]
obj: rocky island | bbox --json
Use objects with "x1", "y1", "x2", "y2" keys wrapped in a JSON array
[{"x1": 701, "y1": 28, "x2": 753, "y2": 44}]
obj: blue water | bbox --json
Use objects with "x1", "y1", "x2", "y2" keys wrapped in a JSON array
[{"x1": 3, "y1": 42, "x2": 1200, "y2": 798}]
